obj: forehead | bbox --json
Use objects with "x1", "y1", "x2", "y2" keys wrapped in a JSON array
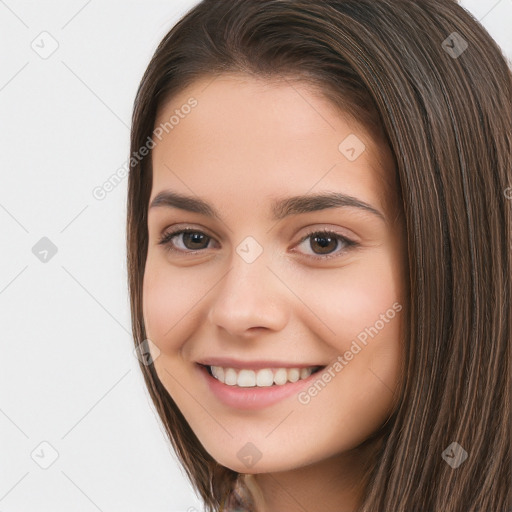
[{"x1": 151, "y1": 74, "x2": 396, "y2": 216}]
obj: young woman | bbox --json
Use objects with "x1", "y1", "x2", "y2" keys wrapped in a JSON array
[{"x1": 126, "y1": 1, "x2": 511, "y2": 510}]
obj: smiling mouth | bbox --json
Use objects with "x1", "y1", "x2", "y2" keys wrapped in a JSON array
[{"x1": 199, "y1": 363, "x2": 326, "y2": 387}]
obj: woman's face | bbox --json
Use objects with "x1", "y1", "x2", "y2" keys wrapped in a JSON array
[{"x1": 143, "y1": 74, "x2": 406, "y2": 474}]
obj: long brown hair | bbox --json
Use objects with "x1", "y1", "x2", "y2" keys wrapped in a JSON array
[{"x1": 126, "y1": 1, "x2": 512, "y2": 510}]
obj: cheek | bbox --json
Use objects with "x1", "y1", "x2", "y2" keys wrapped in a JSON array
[
  {"x1": 142, "y1": 254, "x2": 203, "y2": 348},
  {"x1": 303, "y1": 251, "x2": 402, "y2": 346},
  {"x1": 341, "y1": 273, "x2": 400, "y2": 336}
]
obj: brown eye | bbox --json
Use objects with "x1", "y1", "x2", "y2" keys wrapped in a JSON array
[
  {"x1": 158, "y1": 229, "x2": 214, "y2": 253},
  {"x1": 309, "y1": 233, "x2": 339, "y2": 254},
  {"x1": 157, "y1": 227, "x2": 358, "y2": 260},
  {"x1": 295, "y1": 229, "x2": 358, "y2": 260},
  {"x1": 180, "y1": 232, "x2": 210, "y2": 250}
]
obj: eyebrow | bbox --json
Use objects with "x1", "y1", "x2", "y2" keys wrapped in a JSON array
[{"x1": 149, "y1": 190, "x2": 386, "y2": 222}]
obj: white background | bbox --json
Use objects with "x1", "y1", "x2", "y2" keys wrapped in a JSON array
[{"x1": 0, "y1": 1, "x2": 510, "y2": 511}]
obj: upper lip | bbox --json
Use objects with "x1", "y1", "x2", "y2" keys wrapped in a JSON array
[{"x1": 196, "y1": 357, "x2": 327, "y2": 370}]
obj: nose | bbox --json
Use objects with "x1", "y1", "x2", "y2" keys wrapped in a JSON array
[{"x1": 207, "y1": 249, "x2": 289, "y2": 337}]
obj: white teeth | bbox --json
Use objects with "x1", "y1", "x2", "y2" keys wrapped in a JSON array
[
  {"x1": 237, "y1": 369, "x2": 255, "y2": 387},
  {"x1": 211, "y1": 366, "x2": 224, "y2": 382},
  {"x1": 224, "y1": 368, "x2": 238, "y2": 386},
  {"x1": 288, "y1": 368, "x2": 300, "y2": 382},
  {"x1": 208, "y1": 365, "x2": 319, "y2": 387},
  {"x1": 273, "y1": 368, "x2": 288, "y2": 386},
  {"x1": 300, "y1": 367, "x2": 313, "y2": 379},
  {"x1": 256, "y1": 369, "x2": 274, "y2": 386}
]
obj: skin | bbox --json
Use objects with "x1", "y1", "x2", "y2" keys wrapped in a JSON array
[{"x1": 143, "y1": 74, "x2": 407, "y2": 512}]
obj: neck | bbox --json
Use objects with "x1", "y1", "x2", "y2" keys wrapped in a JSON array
[{"x1": 241, "y1": 436, "x2": 383, "y2": 512}]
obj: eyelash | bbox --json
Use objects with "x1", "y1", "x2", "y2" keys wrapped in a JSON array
[{"x1": 157, "y1": 227, "x2": 358, "y2": 261}]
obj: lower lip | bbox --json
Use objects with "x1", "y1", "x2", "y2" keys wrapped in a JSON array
[{"x1": 196, "y1": 364, "x2": 323, "y2": 410}]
